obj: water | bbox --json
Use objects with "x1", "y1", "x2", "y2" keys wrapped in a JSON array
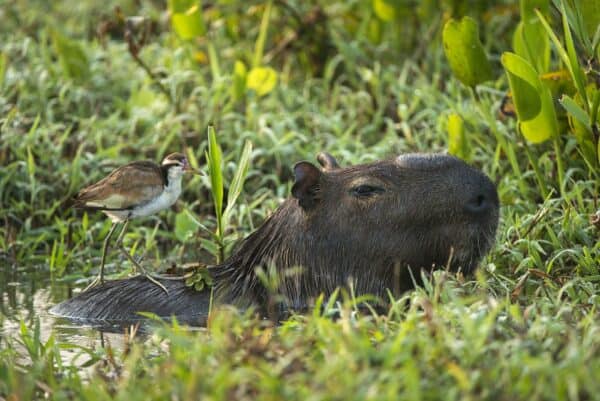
[{"x1": 0, "y1": 265, "x2": 133, "y2": 357}]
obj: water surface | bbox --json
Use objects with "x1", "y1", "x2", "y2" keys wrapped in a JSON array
[{"x1": 0, "y1": 265, "x2": 134, "y2": 359}]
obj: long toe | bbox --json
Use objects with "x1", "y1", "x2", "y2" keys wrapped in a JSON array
[
  {"x1": 82, "y1": 275, "x2": 103, "y2": 293},
  {"x1": 118, "y1": 246, "x2": 149, "y2": 275},
  {"x1": 143, "y1": 273, "x2": 169, "y2": 295}
]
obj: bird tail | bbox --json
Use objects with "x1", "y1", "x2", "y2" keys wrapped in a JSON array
[
  {"x1": 64, "y1": 195, "x2": 132, "y2": 211},
  {"x1": 63, "y1": 196, "x2": 81, "y2": 209}
]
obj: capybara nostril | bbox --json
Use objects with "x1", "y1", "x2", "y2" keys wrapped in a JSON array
[
  {"x1": 464, "y1": 178, "x2": 499, "y2": 216},
  {"x1": 465, "y1": 193, "x2": 490, "y2": 214}
]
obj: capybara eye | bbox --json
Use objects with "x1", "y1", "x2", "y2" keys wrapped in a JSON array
[{"x1": 352, "y1": 185, "x2": 384, "y2": 197}]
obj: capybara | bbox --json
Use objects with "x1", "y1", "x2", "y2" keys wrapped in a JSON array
[{"x1": 50, "y1": 152, "x2": 499, "y2": 324}]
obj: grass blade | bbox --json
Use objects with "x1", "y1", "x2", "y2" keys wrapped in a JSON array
[
  {"x1": 223, "y1": 140, "x2": 253, "y2": 228},
  {"x1": 206, "y1": 125, "x2": 223, "y2": 241},
  {"x1": 535, "y1": 7, "x2": 588, "y2": 112},
  {"x1": 207, "y1": 41, "x2": 221, "y2": 80},
  {"x1": 559, "y1": 1, "x2": 589, "y2": 111},
  {"x1": 252, "y1": 0, "x2": 272, "y2": 68},
  {"x1": 559, "y1": 95, "x2": 591, "y2": 130},
  {"x1": 535, "y1": 9, "x2": 570, "y2": 69}
]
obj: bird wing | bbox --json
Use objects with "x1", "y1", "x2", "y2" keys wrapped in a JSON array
[{"x1": 71, "y1": 161, "x2": 165, "y2": 210}]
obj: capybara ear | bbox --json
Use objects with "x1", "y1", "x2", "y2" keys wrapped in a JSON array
[
  {"x1": 292, "y1": 161, "x2": 322, "y2": 210},
  {"x1": 316, "y1": 152, "x2": 340, "y2": 170}
]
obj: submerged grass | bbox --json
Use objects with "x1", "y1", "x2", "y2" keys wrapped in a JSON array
[{"x1": 1, "y1": 0, "x2": 599, "y2": 400}]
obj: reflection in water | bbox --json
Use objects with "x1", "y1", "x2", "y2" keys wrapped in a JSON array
[
  {"x1": 1, "y1": 265, "x2": 208, "y2": 370},
  {"x1": 0, "y1": 266, "x2": 132, "y2": 359}
]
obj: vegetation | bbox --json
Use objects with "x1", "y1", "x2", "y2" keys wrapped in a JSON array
[{"x1": 1, "y1": 0, "x2": 599, "y2": 399}]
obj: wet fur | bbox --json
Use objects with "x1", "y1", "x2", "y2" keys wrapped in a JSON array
[
  {"x1": 52, "y1": 153, "x2": 499, "y2": 323},
  {"x1": 50, "y1": 276, "x2": 210, "y2": 325}
]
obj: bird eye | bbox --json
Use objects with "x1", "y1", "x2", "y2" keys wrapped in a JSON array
[{"x1": 351, "y1": 185, "x2": 384, "y2": 197}]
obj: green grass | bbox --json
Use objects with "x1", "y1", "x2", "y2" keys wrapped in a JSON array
[{"x1": 1, "y1": 1, "x2": 599, "y2": 400}]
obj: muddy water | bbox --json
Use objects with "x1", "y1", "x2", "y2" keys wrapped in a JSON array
[{"x1": 0, "y1": 265, "x2": 134, "y2": 358}]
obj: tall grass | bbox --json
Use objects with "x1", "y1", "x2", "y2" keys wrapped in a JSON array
[{"x1": 0, "y1": 1, "x2": 598, "y2": 400}]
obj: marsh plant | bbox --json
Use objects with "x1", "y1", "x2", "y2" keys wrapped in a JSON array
[{"x1": 0, "y1": 0, "x2": 598, "y2": 400}]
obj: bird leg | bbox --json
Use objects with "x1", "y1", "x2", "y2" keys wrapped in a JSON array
[
  {"x1": 114, "y1": 219, "x2": 130, "y2": 248},
  {"x1": 83, "y1": 221, "x2": 119, "y2": 292},
  {"x1": 115, "y1": 219, "x2": 169, "y2": 295}
]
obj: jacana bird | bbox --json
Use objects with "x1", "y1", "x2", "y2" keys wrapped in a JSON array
[{"x1": 70, "y1": 152, "x2": 199, "y2": 292}]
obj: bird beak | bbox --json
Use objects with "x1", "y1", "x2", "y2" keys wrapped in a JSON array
[{"x1": 184, "y1": 164, "x2": 203, "y2": 175}]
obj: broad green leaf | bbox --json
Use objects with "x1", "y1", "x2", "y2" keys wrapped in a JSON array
[
  {"x1": 232, "y1": 60, "x2": 247, "y2": 101},
  {"x1": 447, "y1": 113, "x2": 470, "y2": 161},
  {"x1": 373, "y1": 0, "x2": 396, "y2": 21},
  {"x1": 169, "y1": 1, "x2": 205, "y2": 40},
  {"x1": 513, "y1": 0, "x2": 550, "y2": 72},
  {"x1": 51, "y1": 30, "x2": 89, "y2": 81},
  {"x1": 502, "y1": 52, "x2": 558, "y2": 143},
  {"x1": 442, "y1": 17, "x2": 493, "y2": 88},
  {"x1": 247, "y1": 67, "x2": 277, "y2": 96},
  {"x1": 501, "y1": 52, "x2": 542, "y2": 121},
  {"x1": 520, "y1": 0, "x2": 548, "y2": 21},
  {"x1": 520, "y1": 84, "x2": 559, "y2": 143},
  {"x1": 174, "y1": 211, "x2": 198, "y2": 242},
  {"x1": 513, "y1": 22, "x2": 549, "y2": 72}
]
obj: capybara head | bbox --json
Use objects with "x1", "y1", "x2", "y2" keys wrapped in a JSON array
[{"x1": 214, "y1": 152, "x2": 499, "y2": 308}]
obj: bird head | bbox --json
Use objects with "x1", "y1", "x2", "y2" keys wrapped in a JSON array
[{"x1": 162, "y1": 153, "x2": 202, "y2": 175}]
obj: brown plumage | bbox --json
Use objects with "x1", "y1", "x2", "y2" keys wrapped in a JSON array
[
  {"x1": 70, "y1": 152, "x2": 198, "y2": 292},
  {"x1": 71, "y1": 161, "x2": 166, "y2": 212}
]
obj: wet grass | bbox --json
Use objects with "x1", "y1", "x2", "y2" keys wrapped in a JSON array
[{"x1": 1, "y1": 1, "x2": 599, "y2": 400}]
